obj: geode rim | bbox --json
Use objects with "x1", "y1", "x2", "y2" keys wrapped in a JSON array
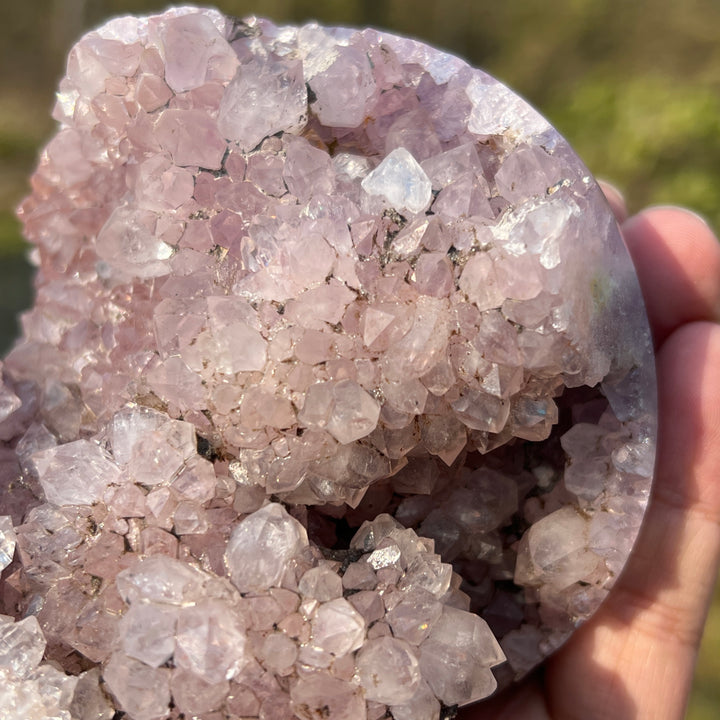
[{"x1": 0, "y1": 7, "x2": 656, "y2": 720}]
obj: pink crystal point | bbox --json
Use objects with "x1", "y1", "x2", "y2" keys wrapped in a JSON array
[{"x1": 0, "y1": 7, "x2": 656, "y2": 720}]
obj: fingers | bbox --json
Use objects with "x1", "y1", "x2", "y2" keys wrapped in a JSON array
[
  {"x1": 547, "y1": 320, "x2": 720, "y2": 720},
  {"x1": 609, "y1": 320, "x2": 720, "y2": 644},
  {"x1": 622, "y1": 206, "x2": 720, "y2": 347}
]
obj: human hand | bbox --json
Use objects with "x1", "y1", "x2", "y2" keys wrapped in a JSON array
[{"x1": 463, "y1": 200, "x2": 720, "y2": 720}]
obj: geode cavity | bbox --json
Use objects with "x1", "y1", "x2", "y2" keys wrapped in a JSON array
[{"x1": 0, "y1": 8, "x2": 656, "y2": 720}]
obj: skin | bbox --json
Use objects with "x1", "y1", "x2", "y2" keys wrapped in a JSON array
[{"x1": 462, "y1": 199, "x2": 720, "y2": 720}]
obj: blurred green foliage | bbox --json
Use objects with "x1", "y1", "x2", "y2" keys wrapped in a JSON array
[{"x1": 1, "y1": 2, "x2": 718, "y2": 716}]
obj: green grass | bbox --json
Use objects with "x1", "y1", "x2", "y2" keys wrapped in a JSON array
[{"x1": 689, "y1": 582, "x2": 720, "y2": 719}]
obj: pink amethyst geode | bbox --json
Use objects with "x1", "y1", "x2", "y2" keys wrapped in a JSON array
[{"x1": 0, "y1": 7, "x2": 656, "y2": 720}]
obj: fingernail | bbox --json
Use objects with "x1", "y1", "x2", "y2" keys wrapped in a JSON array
[{"x1": 597, "y1": 180, "x2": 627, "y2": 224}]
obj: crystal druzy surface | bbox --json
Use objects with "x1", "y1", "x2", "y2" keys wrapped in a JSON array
[{"x1": 0, "y1": 7, "x2": 657, "y2": 720}]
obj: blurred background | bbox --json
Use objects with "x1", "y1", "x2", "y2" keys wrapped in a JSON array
[{"x1": 1, "y1": 1, "x2": 718, "y2": 715}]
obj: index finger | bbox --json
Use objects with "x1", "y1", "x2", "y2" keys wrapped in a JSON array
[{"x1": 622, "y1": 206, "x2": 720, "y2": 348}]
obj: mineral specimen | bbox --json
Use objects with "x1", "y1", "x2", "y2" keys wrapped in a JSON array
[{"x1": 0, "y1": 7, "x2": 656, "y2": 720}]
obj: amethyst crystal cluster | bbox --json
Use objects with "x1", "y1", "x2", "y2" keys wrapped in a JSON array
[{"x1": 0, "y1": 7, "x2": 656, "y2": 719}]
